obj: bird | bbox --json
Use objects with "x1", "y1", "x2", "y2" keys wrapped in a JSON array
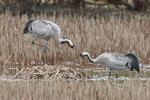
[
  {"x1": 24, "y1": 20, "x2": 74, "y2": 65},
  {"x1": 80, "y1": 52, "x2": 139, "y2": 78}
]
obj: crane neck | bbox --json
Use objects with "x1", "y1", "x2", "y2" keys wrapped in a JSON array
[
  {"x1": 85, "y1": 53, "x2": 96, "y2": 63},
  {"x1": 59, "y1": 39, "x2": 74, "y2": 48}
]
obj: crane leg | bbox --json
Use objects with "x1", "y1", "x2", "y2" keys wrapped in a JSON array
[
  {"x1": 32, "y1": 38, "x2": 50, "y2": 51},
  {"x1": 108, "y1": 71, "x2": 111, "y2": 79},
  {"x1": 43, "y1": 40, "x2": 48, "y2": 65},
  {"x1": 32, "y1": 38, "x2": 50, "y2": 65},
  {"x1": 115, "y1": 73, "x2": 118, "y2": 78}
]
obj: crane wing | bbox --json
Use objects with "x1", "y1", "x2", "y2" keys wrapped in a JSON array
[
  {"x1": 108, "y1": 55, "x2": 129, "y2": 69},
  {"x1": 32, "y1": 20, "x2": 55, "y2": 36}
]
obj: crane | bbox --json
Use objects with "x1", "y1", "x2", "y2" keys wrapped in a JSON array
[
  {"x1": 24, "y1": 20, "x2": 74, "y2": 65},
  {"x1": 80, "y1": 52, "x2": 139, "y2": 78}
]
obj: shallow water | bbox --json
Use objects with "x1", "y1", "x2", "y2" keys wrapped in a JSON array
[{"x1": 89, "y1": 76, "x2": 150, "y2": 81}]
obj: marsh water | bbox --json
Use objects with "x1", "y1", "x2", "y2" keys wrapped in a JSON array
[{"x1": 2, "y1": 61, "x2": 150, "y2": 81}]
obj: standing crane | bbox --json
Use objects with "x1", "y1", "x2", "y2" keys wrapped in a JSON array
[
  {"x1": 80, "y1": 52, "x2": 139, "y2": 78},
  {"x1": 24, "y1": 20, "x2": 74, "y2": 65}
]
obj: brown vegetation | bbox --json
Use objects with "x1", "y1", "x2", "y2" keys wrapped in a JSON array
[
  {"x1": 0, "y1": 0, "x2": 149, "y2": 16},
  {"x1": 0, "y1": 80, "x2": 150, "y2": 100},
  {"x1": 12, "y1": 65, "x2": 90, "y2": 80}
]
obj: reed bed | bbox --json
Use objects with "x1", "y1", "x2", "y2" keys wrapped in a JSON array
[
  {"x1": 0, "y1": 80, "x2": 149, "y2": 100},
  {"x1": 0, "y1": 12, "x2": 150, "y2": 69}
]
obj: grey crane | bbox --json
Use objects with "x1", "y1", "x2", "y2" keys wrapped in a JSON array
[
  {"x1": 80, "y1": 52, "x2": 139, "y2": 78},
  {"x1": 24, "y1": 20, "x2": 74, "y2": 65}
]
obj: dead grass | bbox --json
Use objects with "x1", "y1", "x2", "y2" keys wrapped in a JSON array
[
  {"x1": 0, "y1": 80, "x2": 149, "y2": 100},
  {"x1": 0, "y1": 12, "x2": 150, "y2": 69}
]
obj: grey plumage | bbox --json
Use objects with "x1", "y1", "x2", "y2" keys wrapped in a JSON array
[
  {"x1": 24, "y1": 20, "x2": 74, "y2": 64},
  {"x1": 80, "y1": 52, "x2": 139, "y2": 78}
]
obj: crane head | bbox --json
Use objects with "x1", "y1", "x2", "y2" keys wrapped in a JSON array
[
  {"x1": 80, "y1": 52, "x2": 89, "y2": 57},
  {"x1": 80, "y1": 52, "x2": 84, "y2": 57}
]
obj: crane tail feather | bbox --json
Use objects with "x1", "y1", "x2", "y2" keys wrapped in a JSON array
[
  {"x1": 24, "y1": 20, "x2": 34, "y2": 33},
  {"x1": 124, "y1": 53, "x2": 139, "y2": 73}
]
